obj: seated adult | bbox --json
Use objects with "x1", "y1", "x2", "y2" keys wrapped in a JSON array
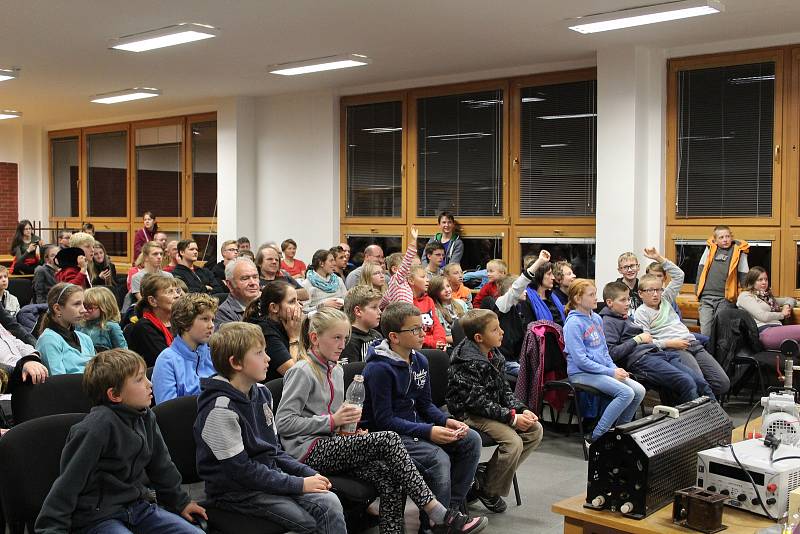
[
  {"x1": 330, "y1": 245, "x2": 349, "y2": 279},
  {"x1": 55, "y1": 232, "x2": 95, "y2": 288},
  {"x1": 301, "y1": 249, "x2": 347, "y2": 313},
  {"x1": 163, "y1": 240, "x2": 179, "y2": 272},
  {"x1": 153, "y1": 231, "x2": 168, "y2": 252},
  {"x1": 208, "y1": 239, "x2": 239, "y2": 290},
  {"x1": 280, "y1": 238, "x2": 307, "y2": 279},
  {"x1": 213, "y1": 257, "x2": 261, "y2": 328},
  {"x1": 33, "y1": 244, "x2": 59, "y2": 304},
  {"x1": 345, "y1": 244, "x2": 388, "y2": 289},
  {"x1": 423, "y1": 211, "x2": 463, "y2": 268},
  {"x1": 737, "y1": 266, "x2": 799, "y2": 350},
  {"x1": 10, "y1": 219, "x2": 43, "y2": 275},
  {"x1": 36, "y1": 283, "x2": 96, "y2": 375},
  {"x1": 130, "y1": 241, "x2": 173, "y2": 301},
  {"x1": 551, "y1": 260, "x2": 576, "y2": 308},
  {"x1": 171, "y1": 239, "x2": 224, "y2": 295},
  {"x1": 254, "y1": 243, "x2": 309, "y2": 300},
  {"x1": 526, "y1": 259, "x2": 567, "y2": 326},
  {"x1": 125, "y1": 274, "x2": 180, "y2": 367},
  {"x1": 243, "y1": 279, "x2": 300, "y2": 381},
  {"x1": 236, "y1": 236, "x2": 251, "y2": 251},
  {"x1": 89, "y1": 242, "x2": 118, "y2": 288}
]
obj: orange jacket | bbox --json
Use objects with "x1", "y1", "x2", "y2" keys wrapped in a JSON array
[{"x1": 695, "y1": 237, "x2": 750, "y2": 302}]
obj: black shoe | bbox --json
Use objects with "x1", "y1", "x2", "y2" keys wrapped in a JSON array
[
  {"x1": 432, "y1": 509, "x2": 488, "y2": 533},
  {"x1": 466, "y1": 479, "x2": 480, "y2": 504},
  {"x1": 475, "y1": 488, "x2": 507, "y2": 513}
]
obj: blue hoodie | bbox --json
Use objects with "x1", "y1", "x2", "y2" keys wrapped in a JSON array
[
  {"x1": 194, "y1": 376, "x2": 317, "y2": 500},
  {"x1": 564, "y1": 309, "x2": 616, "y2": 377},
  {"x1": 152, "y1": 336, "x2": 215, "y2": 404},
  {"x1": 362, "y1": 339, "x2": 448, "y2": 439}
]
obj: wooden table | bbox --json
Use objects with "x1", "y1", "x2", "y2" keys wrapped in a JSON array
[{"x1": 551, "y1": 416, "x2": 776, "y2": 533}]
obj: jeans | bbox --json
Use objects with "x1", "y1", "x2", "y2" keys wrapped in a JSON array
[
  {"x1": 630, "y1": 351, "x2": 715, "y2": 403},
  {"x1": 569, "y1": 373, "x2": 645, "y2": 441},
  {"x1": 83, "y1": 500, "x2": 202, "y2": 534},
  {"x1": 673, "y1": 342, "x2": 731, "y2": 398},
  {"x1": 698, "y1": 296, "x2": 736, "y2": 336},
  {"x1": 214, "y1": 490, "x2": 346, "y2": 534}
]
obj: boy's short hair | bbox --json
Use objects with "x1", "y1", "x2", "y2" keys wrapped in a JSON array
[
  {"x1": 603, "y1": 281, "x2": 630, "y2": 302},
  {"x1": 344, "y1": 285, "x2": 382, "y2": 323},
  {"x1": 443, "y1": 263, "x2": 462, "y2": 276},
  {"x1": 176, "y1": 239, "x2": 194, "y2": 256},
  {"x1": 638, "y1": 273, "x2": 661, "y2": 290},
  {"x1": 496, "y1": 275, "x2": 515, "y2": 297},
  {"x1": 408, "y1": 264, "x2": 426, "y2": 279},
  {"x1": 280, "y1": 238, "x2": 297, "y2": 251},
  {"x1": 424, "y1": 241, "x2": 445, "y2": 258},
  {"x1": 83, "y1": 349, "x2": 146, "y2": 406},
  {"x1": 209, "y1": 322, "x2": 266, "y2": 379},
  {"x1": 237, "y1": 236, "x2": 251, "y2": 246},
  {"x1": 220, "y1": 239, "x2": 237, "y2": 252},
  {"x1": 552, "y1": 260, "x2": 573, "y2": 283},
  {"x1": 380, "y1": 302, "x2": 420, "y2": 338},
  {"x1": 617, "y1": 252, "x2": 637, "y2": 267},
  {"x1": 486, "y1": 259, "x2": 508, "y2": 273},
  {"x1": 645, "y1": 262, "x2": 665, "y2": 275},
  {"x1": 171, "y1": 293, "x2": 219, "y2": 336},
  {"x1": 0, "y1": 265, "x2": 8, "y2": 276},
  {"x1": 713, "y1": 225, "x2": 731, "y2": 237},
  {"x1": 69, "y1": 232, "x2": 95, "y2": 249},
  {"x1": 385, "y1": 252, "x2": 403, "y2": 273},
  {"x1": 460, "y1": 308, "x2": 498, "y2": 343}
]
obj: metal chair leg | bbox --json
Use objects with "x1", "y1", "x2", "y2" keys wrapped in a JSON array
[
  {"x1": 512, "y1": 473, "x2": 522, "y2": 506},
  {"x1": 572, "y1": 389, "x2": 588, "y2": 461}
]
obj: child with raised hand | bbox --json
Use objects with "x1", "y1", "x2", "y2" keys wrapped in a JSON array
[
  {"x1": 341, "y1": 285, "x2": 384, "y2": 364},
  {"x1": 78, "y1": 286, "x2": 127, "y2": 351},
  {"x1": 36, "y1": 283, "x2": 96, "y2": 375},
  {"x1": 409, "y1": 265, "x2": 447, "y2": 350},
  {"x1": 152, "y1": 293, "x2": 217, "y2": 404},
  {"x1": 195, "y1": 322, "x2": 346, "y2": 534},
  {"x1": 381, "y1": 225, "x2": 420, "y2": 309},
  {"x1": 429, "y1": 276, "x2": 468, "y2": 346},
  {"x1": 473, "y1": 260, "x2": 508, "y2": 309},
  {"x1": 276, "y1": 308, "x2": 488, "y2": 534},
  {"x1": 564, "y1": 279, "x2": 645, "y2": 444},
  {"x1": 36, "y1": 349, "x2": 206, "y2": 534},
  {"x1": 447, "y1": 309, "x2": 542, "y2": 514},
  {"x1": 444, "y1": 263, "x2": 473, "y2": 309}
]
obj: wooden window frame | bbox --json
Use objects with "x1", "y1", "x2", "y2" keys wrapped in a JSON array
[
  {"x1": 340, "y1": 224, "x2": 408, "y2": 251},
  {"x1": 783, "y1": 231, "x2": 800, "y2": 299},
  {"x1": 186, "y1": 112, "x2": 218, "y2": 224},
  {"x1": 48, "y1": 128, "x2": 83, "y2": 224},
  {"x1": 339, "y1": 91, "x2": 408, "y2": 226},
  {"x1": 91, "y1": 222, "x2": 131, "y2": 263},
  {"x1": 511, "y1": 225, "x2": 596, "y2": 276},
  {"x1": 415, "y1": 224, "x2": 509, "y2": 269},
  {"x1": 509, "y1": 68, "x2": 598, "y2": 226},
  {"x1": 82, "y1": 122, "x2": 131, "y2": 224},
  {"x1": 788, "y1": 48, "x2": 800, "y2": 228}
]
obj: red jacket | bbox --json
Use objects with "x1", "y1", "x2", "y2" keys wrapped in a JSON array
[
  {"x1": 413, "y1": 294, "x2": 446, "y2": 349},
  {"x1": 473, "y1": 281, "x2": 498, "y2": 309},
  {"x1": 55, "y1": 266, "x2": 89, "y2": 288}
]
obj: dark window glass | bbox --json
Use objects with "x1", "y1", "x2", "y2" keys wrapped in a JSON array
[
  {"x1": 94, "y1": 231, "x2": 128, "y2": 257},
  {"x1": 87, "y1": 131, "x2": 127, "y2": 218},
  {"x1": 676, "y1": 240, "x2": 770, "y2": 285},
  {"x1": 519, "y1": 80, "x2": 596, "y2": 217},
  {"x1": 519, "y1": 239, "x2": 595, "y2": 279},
  {"x1": 51, "y1": 137, "x2": 79, "y2": 218},
  {"x1": 136, "y1": 125, "x2": 182, "y2": 217},
  {"x1": 191, "y1": 121, "x2": 217, "y2": 217},
  {"x1": 676, "y1": 62, "x2": 774, "y2": 217},
  {"x1": 417, "y1": 90, "x2": 503, "y2": 217},
  {"x1": 346, "y1": 235, "x2": 402, "y2": 267},
  {"x1": 346, "y1": 102, "x2": 402, "y2": 217},
  {"x1": 192, "y1": 233, "x2": 217, "y2": 265},
  {"x1": 416, "y1": 236, "x2": 503, "y2": 272}
]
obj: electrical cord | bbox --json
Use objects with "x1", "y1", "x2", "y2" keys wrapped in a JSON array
[
  {"x1": 771, "y1": 456, "x2": 800, "y2": 465},
  {"x1": 727, "y1": 444, "x2": 777, "y2": 521},
  {"x1": 742, "y1": 398, "x2": 764, "y2": 441}
]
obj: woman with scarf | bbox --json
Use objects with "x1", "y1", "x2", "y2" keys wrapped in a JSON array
[
  {"x1": 737, "y1": 266, "x2": 799, "y2": 349},
  {"x1": 526, "y1": 260, "x2": 567, "y2": 326},
  {"x1": 301, "y1": 249, "x2": 347, "y2": 313},
  {"x1": 126, "y1": 273, "x2": 180, "y2": 367}
]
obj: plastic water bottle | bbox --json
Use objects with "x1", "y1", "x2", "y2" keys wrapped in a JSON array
[{"x1": 340, "y1": 375, "x2": 365, "y2": 435}]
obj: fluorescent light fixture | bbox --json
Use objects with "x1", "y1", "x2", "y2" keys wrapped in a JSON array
[
  {"x1": 538, "y1": 113, "x2": 597, "y2": 120},
  {"x1": 541, "y1": 143, "x2": 569, "y2": 148},
  {"x1": 362, "y1": 127, "x2": 402, "y2": 133},
  {"x1": 269, "y1": 54, "x2": 370, "y2": 76},
  {"x1": 729, "y1": 75, "x2": 775, "y2": 84},
  {"x1": 0, "y1": 110, "x2": 21, "y2": 120},
  {"x1": 0, "y1": 67, "x2": 20, "y2": 82},
  {"x1": 568, "y1": 0, "x2": 723, "y2": 34},
  {"x1": 521, "y1": 97, "x2": 545, "y2": 103},
  {"x1": 110, "y1": 23, "x2": 218, "y2": 52},
  {"x1": 90, "y1": 87, "x2": 161, "y2": 104}
]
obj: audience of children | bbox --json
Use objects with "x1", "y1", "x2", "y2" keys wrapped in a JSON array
[
  {"x1": 473, "y1": 260, "x2": 507, "y2": 309},
  {"x1": 444, "y1": 263, "x2": 473, "y2": 309},
  {"x1": 10, "y1": 219, "x2": 42, "y2": 275},
  {"x1": 133, "y1": 211, "x2": 159, "y2": 260},
  {"x1": 276, "y1": 307, "x2": 488, "y2": 533},
  {"x1": 616, "y1": 252, "x2": 643, "y2": 315},
  {"x1": 214, "y1": 257, "x2": 261, "y2": 328},
  {"x1": 696, "y1": 225, "x2": 749, "y2": 336},
  {"x1": 381, "y1": 226, "x2": 420, "y2": 309},
  {"x1": 429, "y1": 276, "x2": 468, "y2": 346},
  {"x1": 341, "y1": 285, "x2": 384, "y2": 363},
  {"x1": 78, "y1": 287, "x2": 127, "y2": 351},
  {"x1": 126, "y1": 274, "x2": 180, "y2": 367},
  {"x1": 194, "y1": 322, "x2": 346, "y2": 533},
  {"x1": 736, "y1": 266, "x2": 800, "y2": 349},
  {"x1": 564, "y1": 279, "x2": 646, "y2": 444},
  {"x1": 130, "y1": 241, "x2": 174, "y2": 301},
  {"x1": 34, "y1": 244, "x2": 60, "y2": 304},
  {"x1": 424, "y1": 241, "x2": 446, "y2": 279},
  {"x1": 425, "y1": 212, "x2": 464, "y2": 267},
  {"x1": 301, "y1": 249, "x2": 347, "y2": 313},
  {"x1": 409, "y1": 265, "x2": 448, "y2": 350},
  {"x1": 35, "y1": 283, "x2": 96, "y2": 375},
  {"x1": 244, "y1": 280, "x2": 301, "y2": 381},
  {"x1": 280, "y1": 238, "x2": 307, "y2": 279},
  {"x1": 152, "y1": 293, "x2": 217, "y2": 404},
  {"x1": 172, "y1": 239, "x2": 223, "y2": 295},
  {"x1": 551, "y1": 261, "x2": 576, "y2": 308},
  {"x1": 0, "y1": 265, "x2": 20, "y2": 316}
]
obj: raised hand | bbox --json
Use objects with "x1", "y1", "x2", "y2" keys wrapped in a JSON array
[
  {"x1": 410, "y1": 226, "x2": 419, "y2": 241},
  {"x1": 643, "y1": 247, "x2": 664, "y2": 262}
]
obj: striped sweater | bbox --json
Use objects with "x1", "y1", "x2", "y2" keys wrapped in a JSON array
[{"x1": 380, "y1": 243, "x2": 418, "y2": 310}]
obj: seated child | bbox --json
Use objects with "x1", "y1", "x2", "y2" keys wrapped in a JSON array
[
  {"x1": 0, "y1": 320, "x2": 48, "y2": 387},
  {"x1": 424, "y1": 241, "x2": 446, "y2": 279},
  {"x1": 380, "y1": 226, "x2": 420, "y2": 309},
  {"x1": 363, "y1": 303, "x2": 483, "y2": 518},
  {"x1": 409, "y1": 265, "x2": 447, "y2": 350},
  {"x1": 551, "y1": 261, "x2": 576, "y2": 309},
  {"x1": 152, "y1": 293, "x2": 217, "y2": 404},
  {"x1": 447, "y1": 309, "x2": 543, "y2": 513},
  {"x1": 36, "y1": 283, "x2": 96, "y2": 375},
  {"x1": 634, "y1": 250, "x2": 730, "y2": 398},
  {"x1": 35, "y1": 349, "x2": 206, "y2": 533},
  {"x1": 600, "y1": 280, "x2": 714, "y2": 404},
  {"x1": 564, "y1": 279, "x2": 646, "y2": 443},
  {"x1": 430, "y1": 276, "x2": 468, "y2": 346},
  {"x1": 341, "y1": 285, "x2": 383, "y2": 364},
  {"x1": 696, "y1": 225, "x2": 749, "y2": 336},
  {"x1": 444, "y1": 263, "x2": 473, "y2": 309},
  {"x1": 473, "y1": 259, "x2": 507, "y2": 309},
  {"x1": 277, "y1": 308, "x2": 488, "y2": 533},
  {"x1": 0, "y1": 265, "x2": 20, "y2": 316},
  {"x1": 616, "y1": 252, "x2": 642, "y2": 315},
  {"x1": 78, "y1": 286, "x2": 128, "y2": 351},
  {"x1": 646, "y1": 261, "x2": 710, "y2": 346},
  {"x1": 194, "y1": 322, "x2": 346, "y2": 534}
]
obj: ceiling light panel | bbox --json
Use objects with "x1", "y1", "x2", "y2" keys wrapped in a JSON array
[
  {"x1": 90, "y1": 88, "x2": 161, "y2": 104},
  {"x1": 110, "y1": 23, "x2": 219, "y2": 52},
  {"x1": 0, "y1": 110, "x2": 22, "y2": 120},
  {"x1": 568, "y1": 0, "x2": 724, "y2": 34},
  {"x1": 0, "y1": 68, "x2": 20, "y2": 82},
  {"x1": 269, "y1": 54, "x2": 371, "y2": 76}
]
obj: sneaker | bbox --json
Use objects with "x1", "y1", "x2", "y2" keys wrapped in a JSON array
[
  {"x1": 432, "y1": 509, "x2": 488, "y2": 533},
  {"x1": 475, "y1": 488, "x2": 507, "y2": 513}
]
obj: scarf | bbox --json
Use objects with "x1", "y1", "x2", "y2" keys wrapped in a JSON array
[
  {"x1": 755, "y1": 289, "x2": 780, "y2": 312},
  {"x1": 526, "y1": 287, "x2": 566, "y2": 324},
  {"x1": 143, "y1": 311, "x2": 174, "y2": 346},
  {"x1": 307, "y1": 269, "x2": 340, "y2": 293}
]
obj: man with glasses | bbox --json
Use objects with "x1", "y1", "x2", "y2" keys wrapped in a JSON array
[
  {"x1": 214, "y1": 258, "x2": 262, "y2": 328},
  {"x1": 209, "y1": 240, "x2": 241, "y2": 290},
  {"x1": 616, "y1": 252, "x2": 643, "y2": 314},
  {"x1": 345, "y1": 244, "x2": 389, "y2": 289}
]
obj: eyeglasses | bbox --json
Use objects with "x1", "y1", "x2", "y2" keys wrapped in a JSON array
[
  {"x1": 223, "y1": 247, "x2": 238, "y2": 253},
  {"x1": 397, "y1": 326, "x2": 424, "y2": 336},
  {"x1": 639, "y1": 287, "x2": 664, "y2": 294},
  {"x1": 620, "y1": 264, "x2": 639, "y2": 271}
]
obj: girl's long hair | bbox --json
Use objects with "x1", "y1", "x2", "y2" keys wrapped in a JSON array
[
  {"x1": 83, "y1": 286, "x2": 121, "y2": 327},
  {"x1": 40, "y1": 283, "x2": 83, "y2": 334},
  {"x1": 10, "y1": 219, "x2": 33, "y2": 254},
  {"x1": 243, "y1": 279, "x2": 292, "y2": 322},
  {"x1": 429, "y1": 275, "x2": 464, "y2": 326},
  {"x1": 298, "y1": 307, "x2": 350, "y2": 383},
  {"x1": 565, "y1": 278, "x2": 595, "y2": 314}
]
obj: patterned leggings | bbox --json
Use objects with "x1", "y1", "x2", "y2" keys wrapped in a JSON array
[{"x1": 305, "y1": 431, "x2": 435, "y2": 534}]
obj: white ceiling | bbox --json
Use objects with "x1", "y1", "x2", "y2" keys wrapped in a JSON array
[{"x1": 2, "y1": 0, "x2": 800, "y2": 125}]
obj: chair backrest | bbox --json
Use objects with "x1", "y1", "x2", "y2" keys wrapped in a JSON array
[
  {"x1": 212, "y1": 292, "x2": 229, "y2": 306},
  {"x1": 152, "y1": 395, "x2": 200, "y2": 484},
  {"x1": 420, "y1": 349, "x2": 450, "y2": 408},
  {"x1": 11, "y1": 373, "x2": 92, "y2": 424},
  {"x1": 265, "y1": 378, "x2": 283, "y2": 411},
  {"x1": 8, "y1": 277, "x2": 33, "y2": 307},
  {"x1": 343, "y1": 361, "x2": 366, "y2": 391},
  {"x1": 451, "y1": 319, "x2": 466, "y2": 347},
  {"x1": 0, "y1": 413, "x2": 86, "y2": 526}
]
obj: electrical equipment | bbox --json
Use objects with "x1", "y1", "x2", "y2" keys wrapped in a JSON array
[
  {"x1": 760, "y1": 392, "x2": 800, "y2": 445},
  {"x1": 697, "y1": 439, "x2": 800, "y2": 518},
  {"x1": 672, "y1": 486, "x2": 727, "y2": 533},
  {"x1": 585, "y1": 396, "x2": 732, "y2": 519}
]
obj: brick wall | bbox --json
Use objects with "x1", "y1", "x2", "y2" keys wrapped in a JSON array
[{"x1": 0, "y1": 163, "x2": 19, "y2": 251}]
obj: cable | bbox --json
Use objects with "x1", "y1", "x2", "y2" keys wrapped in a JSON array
[
  {"x1": 771, "y1": 456, "x2": 800, "y2": 465},
  {"x1": 727, "y1": 444, "x2": 776, "y2": 521},
  {"x1": 742, "y1": 398, "x2": 763, "y2": 441}
]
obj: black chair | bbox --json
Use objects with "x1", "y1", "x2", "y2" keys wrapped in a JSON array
[
  {"x1": 0, "y1": 413, "x2": 86, "y2": 533},
  {"x1": 11, "y1": 373, "x2": 92, "y2": 424},
  {"x1": 420, "y1": 349, "x2": 450, "y2": 409},
  {"x1": 153, "y1": 396, "x2": 288, "y2": 534},
  {"x1": 8, "y1": 277, "x2": 33, "y2": 307}
]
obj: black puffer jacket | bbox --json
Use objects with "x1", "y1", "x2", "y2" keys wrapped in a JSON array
[
  {"x1": 710, "y1": 307, "x2": 763, "y2": 372},
  {"x1": 446, "y1": 338, "x2": 527, "y2": 423}
]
